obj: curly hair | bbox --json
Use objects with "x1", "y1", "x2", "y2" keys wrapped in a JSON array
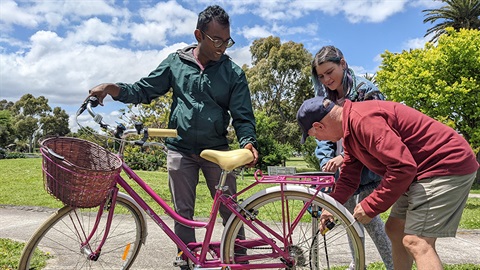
[{"x1": 196, "y1": 5, "x2": 230, "y2": 32}]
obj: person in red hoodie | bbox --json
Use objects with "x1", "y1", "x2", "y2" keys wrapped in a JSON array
[{"x1": 296, "y1": 96, "x2": 479, "y2": 270}]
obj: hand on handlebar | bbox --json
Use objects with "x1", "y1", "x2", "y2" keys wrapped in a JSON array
[{"x1": 87, "y1": 83, "x2": 121, "y2": 106}]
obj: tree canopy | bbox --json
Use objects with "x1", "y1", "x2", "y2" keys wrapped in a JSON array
[
  {"x1": 423, "y1": 0, "x2": 480, "y2": 42},
  {"x1": 0, "y1": 94, "x2": 71, "y2": 152},
  {"x1": 376, "y1": 28, "x2": 480, "y2": 154},
  {"x1": 244, "y1": 36, "x2": 313, "y2": 150}
]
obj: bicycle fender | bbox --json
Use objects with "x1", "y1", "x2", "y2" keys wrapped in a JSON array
[{"x1": 222, "y1": 185, "x2": 364, "y2": 239}]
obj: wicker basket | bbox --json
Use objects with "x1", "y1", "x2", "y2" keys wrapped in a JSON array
[{"x1": 40, "y1": 137, "x2": 122, "y2": 208}]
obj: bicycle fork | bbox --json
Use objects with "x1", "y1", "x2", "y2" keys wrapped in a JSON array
[{"x1": 79, "y1": 187, "x2": 121, "y2": 261}]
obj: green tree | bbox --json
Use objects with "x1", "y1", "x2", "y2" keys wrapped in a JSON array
[
  {"x1": 245, "y1": 36, "x2": 313, "y2": 151},
  {"x1": 11, "y1": 94, "x2": 51, "y2": 117},
  {"x1": 119, "y1": 94, "x2": 171, "y2": 129},
  {"x1": 118, "y1": 95, "x2": 172, "y2": 171},
  {"x1": 254, "y1": 111, "x2": 294, "y2": 170},
  {"x1": 423, "y1": 0, "x2": 480, "y2": 42},
  {"x1": 10, "y1": 94, "x2": 51, "y2": 152},
  {"x1": 376, "y1": 28, "x2": 480, "y2": 160},
  {"x1": 0, "y1": 99, "x2": 14, "y2": 110},
  {"x1": 73, "y1": 126, "x2": 98, "y2": 140},
  {"x1": 0, "y1": 110, "x2": 15, "y2": 147},
  {"x1": 13, "y1": 115, "x2": 38, "y2": 152},
  {"x1": 41, "y1": 107, "x2": 71, "y2": 137},
  {"x1": 8, "y1": 94, "x2": 70, "y2": 152}
]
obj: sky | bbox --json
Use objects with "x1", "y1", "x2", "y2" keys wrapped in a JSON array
[{"x1": 0, "y1": 0, "x2": 442, "y2": 131}]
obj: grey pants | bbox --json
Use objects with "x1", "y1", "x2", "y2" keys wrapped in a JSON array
[
  {"x1": 344, "y1": 189, "x2": 394, "y2": 270},
  {"x1": 167, "y1": 150, "x2": 238, "y2": 248}
]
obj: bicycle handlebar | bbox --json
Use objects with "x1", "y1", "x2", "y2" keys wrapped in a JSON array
[
  {"x1": 147, "y1": 128, "x2": 178, "y2": 138},
  {"x1": 77, "y1": 96, "x2": 177, "y2": 143}
]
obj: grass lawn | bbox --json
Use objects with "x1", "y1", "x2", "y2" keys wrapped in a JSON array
[
  {"x1": 285, "y1": 156, "x2": 312, "y2": 171},
  {"x1": 2, "y1": 157, "x2": 478, "y2": 223}
]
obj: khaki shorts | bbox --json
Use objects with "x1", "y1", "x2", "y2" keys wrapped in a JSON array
[{"x1": 389, "y1": 172, "x2": 476, "y2": 238}]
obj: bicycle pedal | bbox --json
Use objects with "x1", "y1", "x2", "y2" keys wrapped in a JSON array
[
  {"x1": 173, "y1": 259, "x2": 188, "y2": 267},
  {"x1": 173, "y1": 251, "x2": 188, "y2": 267}
]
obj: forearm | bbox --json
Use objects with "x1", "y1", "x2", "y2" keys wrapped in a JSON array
[{"x1": 102, "y1": 83, "x2": 121, "y2": 98}]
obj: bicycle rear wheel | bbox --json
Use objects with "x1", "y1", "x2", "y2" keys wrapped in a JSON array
[
  {"x1": 18, "y1": 194, "x2": 146, "y2": 270},
  {"x1": 222, "y1": 186, "x2": 365, "y2": 269}
]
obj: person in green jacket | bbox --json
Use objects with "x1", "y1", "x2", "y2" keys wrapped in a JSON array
[{"x1": 88, "y1": 5, "x2": 258, "y2": 268}]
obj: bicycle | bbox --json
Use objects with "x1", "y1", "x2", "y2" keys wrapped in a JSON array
[{"x1": 18, "y1": 97, "x2": 365, "y2": 269}]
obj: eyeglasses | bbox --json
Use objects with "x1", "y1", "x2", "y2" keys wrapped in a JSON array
[{"x1": 201, "y1": 30, "x2": 235, "y2": 48}]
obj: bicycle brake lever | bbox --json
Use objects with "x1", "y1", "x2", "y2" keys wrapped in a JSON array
[
  {"x1": 77, "y1": 96, "x2": 100, "y2": 116},
  {"x1": 115, "y1": 123, "x2": 126, "y2": 139}
]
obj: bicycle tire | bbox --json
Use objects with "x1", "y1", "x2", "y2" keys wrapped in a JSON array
[
  {"x1": 18, "y1": 193, "x2": 146, "y2": 270},
  {"x1": 221, "y1": 186, "x2": 365, "y2": 269}
]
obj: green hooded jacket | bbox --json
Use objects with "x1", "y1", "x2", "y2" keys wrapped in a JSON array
[{"x1": 114, "y1": 45, "x2": 257, "y2": 155}]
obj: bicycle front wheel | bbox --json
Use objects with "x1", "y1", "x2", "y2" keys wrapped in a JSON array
[
  {"x1": 222, "y1": 186, "x2": 365, "y2": 269},
  {"x1": 18, "y1": 194, "x2": 146, "y2": 270}
]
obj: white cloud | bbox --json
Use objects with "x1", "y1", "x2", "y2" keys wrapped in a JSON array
[
  {"x1": 342, "y1": 0, "x2": 407, "y2": 23},
  {"x1": 67, "y1": 18, "x2": 122, "y2": 44},
  {"x1": 3, "y1": 0, "x2": 125, "y2": 31},
  {"x1": 129, "y1": 1, "x2": 197, "y2": 47},
  {"x1": 228, "y1": 45, "x2": 253, "y2": 67},
  {"x1": 0, "y1": 36, "x2": 188, "y2": 105},
  {"x1": 0, "y1": 0, "x2": 40, "y2": 28},
  {"x1": 31, "y1": 0, "x2": 120, "y2": 20},
  {"x1": 130, "y1": 22, "x2": 170, "y2": 47},
  {"x1": 350, "y1": 65, "x2": 369, "y2": 76},
  {"x1": 271, "y1": 23, "x2": 318, "y2": 36},
  {"x1": 410, "y1": 0, "x2": 443, "y2": 9},
  {"x1": 26, "y1": 31, "x2": 64, "y2": 61},
  {"x1": 404, "y1": 36, "x2": 430, "y2": 50},
  {"x1": 241, "y1": 25, "x2": 273, "y2": 40},
  {"x1": 0, "y1": 1, "x2": 194, "y2": 106},
  {"x1": 140, "y1": 0, "x2": 197, "y2": 27},
  {"x1": 227, "y1": 0, "x2": 409, "y2": 24}
]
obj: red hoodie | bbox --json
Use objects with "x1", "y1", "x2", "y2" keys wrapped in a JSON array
[{"x1": 330, "y1": 100, "x2": 479, "y2": 217}]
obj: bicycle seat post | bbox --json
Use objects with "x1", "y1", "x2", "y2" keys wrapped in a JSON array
[{"x1": 215, "y1": 170, "x2": 230, "y2": 192}]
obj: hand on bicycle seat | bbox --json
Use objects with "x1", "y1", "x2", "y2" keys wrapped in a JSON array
[{"x1": 244, "y1": 143, "x2": 259, "y2": 167}]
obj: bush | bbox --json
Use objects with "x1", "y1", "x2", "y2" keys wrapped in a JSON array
[
  {"x1": 0, "y1": 151, "x2": 26, "y2": 159},
  {"x1": 123, "y1": 145, "x2": 167, "y2": 171}
]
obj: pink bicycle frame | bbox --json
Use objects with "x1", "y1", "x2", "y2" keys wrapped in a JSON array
[{"x1": 90, "y1": 160, "x2": 335, "y2": 269}]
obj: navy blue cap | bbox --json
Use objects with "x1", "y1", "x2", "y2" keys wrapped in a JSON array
[{"x1": 296, "y1": 96, "x2": 334, "y2": 144}]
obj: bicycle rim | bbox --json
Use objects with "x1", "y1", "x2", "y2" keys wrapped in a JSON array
[
  {"x1": 222, "y1": 190, "x2": 365, "y2": 269},
  {"x1": 18, "y1": 196, "x2": 145, "y2": 270}
]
